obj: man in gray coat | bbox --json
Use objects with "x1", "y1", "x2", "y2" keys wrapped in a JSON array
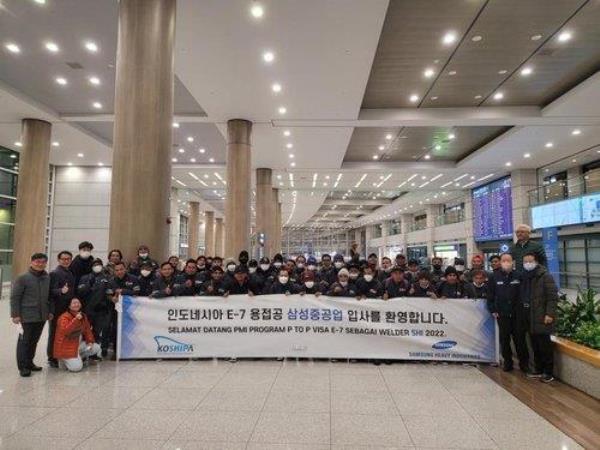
[
  {"x1": 520, "y1": 252, "x2": 558, "y2": 383},
  {"x1": 10, "y1": 253, "x2": 52, "y2": 377}
]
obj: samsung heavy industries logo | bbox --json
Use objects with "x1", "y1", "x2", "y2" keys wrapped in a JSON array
[
  {"x1": 432, "y1": 340, "x2": 457, "y2": 350},
  {"x1": 154, "y1": 336, "x2": 194, "y2": 354}
]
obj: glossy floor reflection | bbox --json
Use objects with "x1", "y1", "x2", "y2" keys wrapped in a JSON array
[{"x1": 0, "y1": 300, "x2": 585, "y2": 450}]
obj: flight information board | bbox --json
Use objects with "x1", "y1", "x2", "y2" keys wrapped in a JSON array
[{"x1": 472, "y1": 177, "x2": 513, "y2": 241}]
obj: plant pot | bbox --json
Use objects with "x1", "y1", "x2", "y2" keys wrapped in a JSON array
[{"x1": 552, "y1": 336, "x2": 600, "y2": 400}]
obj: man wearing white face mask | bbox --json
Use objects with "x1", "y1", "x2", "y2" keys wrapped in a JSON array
[
  {"x1": 48, "y1": 251, "x2": 76, "y2": 367},
  {"x1": 69, "y1": 241, "x2": 94, "y2": 287},
  {"x1": 327, "y1": 268, "x2": 357, "y2": 297},
  {"x1": 356, "y1": 266, "x2": 383, "y2": 299},
  {"x1": 224, "y1": 260, "x2": 237, "y2": 283},
  {"x1": 129, "y1": 244, "x2": 158, "y2": 277},
  {"x1": 269, "y1": 269, "x2": 298, "y2": 295},
  {"x1": 520, "y1": 252, "x2": 558, "y2": 382},
  {"x1": 298, "y1": 271, "x2": 321, "y2": 296}
]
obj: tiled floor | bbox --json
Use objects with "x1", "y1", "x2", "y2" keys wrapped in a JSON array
[{"x1": 0, "y1": 300, "x2": 585, "y2": 449}]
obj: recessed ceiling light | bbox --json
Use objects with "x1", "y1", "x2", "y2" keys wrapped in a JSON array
[
  {"x1": 290, "y1": 162, "x2": 296, "y2": 167},
  {"x1": 84, "y1": 40, "x2": 98, "y2": 53},
  {"x1": 493, "y1": 92, "x2": 504, "y2": 100},
  {"x1": 77, "y1": 153, "x2": 84, "y2": 158},
  {"x1": 250, "y1": 3, "x2": 264, "y2": 18},
  {"x1": 34, "y1": 0, "x2": 46, "y2": 4},
  {"x1": 423, "y1": 68, "x2": 435, "y2": 78},
  {"x1": 203, "y1": 174, "x2": 209, "y2": 179},
  {"x1": 430, "y1": 96, "x2": 438, "y2": 101},
  {"x1": 378, "y1": 145, "x2": 385, "y2": 151},
  {"x1": 448, "y1": 133, "x2": 455, "y2": 140},
  {"x1": 572, "y1": 159, "x2": 577, "y2": 163},
  {"x1": 385, "y1": 134, "x2": 392, "y2": 140},
  {"x1": 262, "y1": 50, "x2": 275, "y2": 63},
  {"x1": 172, "y1": 158, "x2": 177, "y2": 163},
  {"x1": 14, "y1": 141, "x2": 22, "y2": 147},
  {"x1": 283, "y1": 130, "x2": 291, "y2": 137},
  {"x1": 271, "y1": 83, "x2": 282, "y2": 93},
  {"x1": 372, "y1": 155, "x2": 379, "y2": 160},
  {"x1": 505, "y1": 162, "x2": 512, "y2": 167},
  {"x1": 178, "y1": 148, "x2": 185, "y2": 153},
  {"x1": 524, "y1": 153, "x2": 531, "y2": 158},
  {"x1": 187, "y1": 136, "x2": 194, "y2": 142},
  {"x1": 55, "y1": 77, "x2": 67, "y2": 86},
  {"x1": 45, "y1": 41, "x2": 59, "y2": 53},
  {"x1": 199, "y1": 148, "x2": 206, "y2": 153},
  {"x1": 434, "y1": 144, "x2": 442, "y2": 151},
  {"x1": 288, "y1": 154, "x2": 294, "y2": 158},
  {"x1": 409, "y1": 94, "x2": 419, "y2": 103},
  {"x1": 471, "y1": 35, "x2": 482, "y2": 42},
  {"x1": 520, "y1": 66, "x2": 533, "y2": 76},
  {"x1": 557, "y1": 31, "x2": 572, "y2": 42},
  {"x1": 498, "y1": 69, "x2": 508, "y2": 75},
  {"x1": 286, "y1": 143, "x2": 293, "y2": 149},
  {"x1": 5, "y1": 42, "x2": 21, "y2": 54},
  {"x1": 545, "y1": 142, "x2": 554, "y2": 148},
  {"x1": 448, "y1": 70, "x2": 457, "y2": 76},
  {"x1": 278, "y1": 106, "x2": 287, "y2": 115},
  {"x1": 92, "y1": 101, "x2": 102, "y2": 109},
  {"x1": 209, "y1": 157, "x2": 215, "y2": 163},
  {"x1": 52, "y1": 141, "x2": 59, "y2": 147},
  {"x1": 424, "y1": 154, "x2": 431, "y2": 160},
  {"x1": 67, "y1": 162, "x2": 73, "y2": 166},
  {"x1": 474, "y1": 95, "x2": 482, "y2": 99},
  {"x1": 442, "y1": 31, "x2": 457, "y2": 45},
  {"x1": 571, "y1": 129, "x2": 581, "y2": 135},
  {"x1": 98, "y1": 162, "x2": 104, "y2": 166},
  {"x1": 190, "y1": 158, "x2": 196, "y2": 163},
  {"x1": 172, "y1": 122, "x2": 179, "y2": 128},
  {"x1": 88, "y1": 76, "x2": 101, "y2": 86},
  {"x1": 531, "y1": 34, "x2": 542, "y2": 41}
]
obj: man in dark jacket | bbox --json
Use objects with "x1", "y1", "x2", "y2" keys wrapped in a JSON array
[
  {"x1": 128, "y1": 244, "x2": 159, "y2": 276},
  {"x1": 429, "y1": 256, "x2": 445, "y2": 285},
  {"x1": 464, "y1": 270, "x2": 488, "y2": 299},
  {"x1": 269, "y1": 268, "x2": 298, "y2": 295},
  {"x1": 318, "y1": 254, "x2": 336, "y2": 288},
  {"x1": 150, "y1": 262, "x2": 176, "y2": 298},
  {"x1": 436, "y1": 267, "x2": 466, "y2": 299},
  {"x1": 137, "y1": 261, "x2": 156, "y2": 296},
  {"x1": 298, "y1": 271, "x2": 321, "y2": 296},
  {"x1": 487, "y1": 253, "x2": 528, "y2": 372},
  {"x1": 510, "y1": 224, "x2": 547, "y2": 271},
  {"x1": 69, "y1": 241, "x2": 94, "y2": 287},
  {"x1": 77, "y1": 258, "x2": 111, "y2": 353},
  {"x1": 201, "y1": 266, "x2": 228, "y2": 296},
  {"x1": 383, "y1": 268, "x2": 411, "y2": 299},
  {"x1": 520, "y1": 252, "x2": 558, "y2": 382},
  {"x1": 174, "y1": 259, "x2": 205, "y2": 296},
  {"x1": 409, "y1": 271, "x2": 437, "y2": 298},
  {"x1": 11, "y1": 253, "x2": 52, "y2": 377},
  {"x1": 106, "y1": 262, "x2": 140, "y2": 357},
  {"x1": 224, "y1": 266, "x2": 254, "y2": 295},
  {"x1": 356, "y1": 266, "x2": 382, "y2": 299},
  {"x1": 327, "y1": 268, "x2": 357, "y2": 297},
  {"x1": 47, "y1": 251, "x2": 76, "y2": 367}
]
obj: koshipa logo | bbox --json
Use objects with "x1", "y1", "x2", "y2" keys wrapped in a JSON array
[
  {"x1": 431, "y1": 340, "x2": 457, "y2": 350},
  {"x1": 154, "y1": 336, "x2": 194, "y2": 353}
]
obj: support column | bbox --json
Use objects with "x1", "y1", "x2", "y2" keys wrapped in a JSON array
[
  {"x1": 271, "y1": 188, "x2": 280, "y2": 256},
  {"x1": 463, "y1": 194, "x2": 479, "y2": 260},
  {"x1": 215, "y1": 217, "x2": 224, "y2": 257},
  {"x1": 188, "y1": 201, "x2": 200, "y2": 258},
  {"x1": 168, "y1": 188, "x2": 180, "y2": 257},
  {"x1": 510, "y1": 169, "x2": 537, "y2": 231},
  {"x1": 256, "y1": 168, "x2": 275, "y2": 257},
  {"x1": 204, "y1": 211, "x2": 215, "y2": 256},
  {"x1": 13, "y1": 119, "x2": 51, "y2": 278},
  {"x1": 109, "y1": 0, "x2": 175, "y2": 262},
  {"x1": 224, "y1": 119, "x2": 252, "y2": 259}
]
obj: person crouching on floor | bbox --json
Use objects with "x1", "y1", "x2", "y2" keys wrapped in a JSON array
[{"x1": 53, "y1": 297, "x2": 102, "y2": 372}]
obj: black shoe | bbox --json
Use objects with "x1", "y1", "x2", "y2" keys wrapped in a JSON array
[
  {"x1": 384, "y1": 360, "x2": 393, "y2": 365},
  {"x1": 48, "y1": 359, "x2": 59, "y2": 368},
  {"x1": 373, "y1": 360, "x2": 381, "y2": 366},
  {"x1": 502, "y1": 365, "x2": 513, "y2": 372},
  {"x1": 19, "y1": 369, "x2": 31, "y2": 377},
  {"x1": 519, "y1": 365, "x2": 529, "y2": 372},
  {"x1": 89, "y1": 354, "x2": 102, "y2": 361},
  {"x1": 101, "y1": 349, "x2": 108, "y2": 358},
  {"x1": 541, "y1": 374, "x2": 555, "y2": 383},
  {"x1": 526, "y1": 371, "x2": 542, "y2": 378},
  {"x1": 29, "y1": 364, "x2": 43, "y2": 372}
]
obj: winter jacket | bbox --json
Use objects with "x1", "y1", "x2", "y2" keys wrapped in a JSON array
[
  {"x1": 10, "y1": 269, "x2": 51, "y2": 323},
  {"x1": 49, "y1": 266, "x2": 76, "y2": 316},
  {"x1": 77, "y1": 272, "x2": 111, "y2": 314},
  {"x1": 53, "y1": 310, "x2": 95, "y2": 360},
  {"x1": 487, "y1": 270, "x2": 522, "y2": 317},
  {"x1": 510, "y1": 239, "x2": 547, "y2": 271},
  {"x1": 384, "y1": 279, "x2": 411, "y2": 298},
  {"x1": 519, "y1": 266, "x2": 559, "y2": 334},
  {"x1": 356, "y1": 278, "x2": 383, "y2": 298}
]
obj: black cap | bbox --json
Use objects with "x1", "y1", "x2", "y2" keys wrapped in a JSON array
[
  {"x1": 234, "y1": 265, "x2": 248, "y2": 274},
  {"x1": 408, "y1": 259, "x2": 418, "y2": 266},
  {"x1": 211, "y1": 266, "x2": 224, "y2": 273},
  {"x1": 78, "y1": 241, "x2": 94, "y2": 250},
  {"x1": 248, "y1": 259, "x2": 258, "y2": 268},
  {"x1": 445, "y1": 266, "x2": 458, "y2": 276},
  {"x1": 390, "y1": 266, "x2": 403, "y2": 274},
  {"x1": 273, "y1": 253, "x2": 283, "y2": 262},
  {"x1": 454, "y1": 258, "x2": 465, "y2": 265},
  {"x1": 140, "y1": 260, "x2": 153, "y2": 269},
  {"x1": 259, "y1": 257, "x2": 270, "y2": 264},
  {"x1": 333, "y1": 253, "x2": 344, "y2": 261},
  {"x1": 368, "y1": 253, "x2": 378, "y2": 259},
  {"x1": 92, "y1": 258, "x2": 103, "y2": 266}
]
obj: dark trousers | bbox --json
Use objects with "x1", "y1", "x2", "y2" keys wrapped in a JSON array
[
  {"x1": 88, "y1": 310, "x2": 110, "y2": 351},
  {"x1": 16, "y1": 322, "x2": 46, "y2": 371},
  {"x1": 531, "y1": 333, "x2": 553, "y2": 375},
  {"x1": 46, "y1": 316, "x2": 57, "y2": 360},
  {"x1": 497, "y1": 315, "x2": 529, "y2": 370}
]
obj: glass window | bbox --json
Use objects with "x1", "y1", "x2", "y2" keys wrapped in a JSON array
[
  {"x1": 0, "y1": 198, "x2": 16, "y2": 224},
  {"x1": 0, "y1": 171, "x2": 17, "y2": 197},
  {"x1": 0, "y1": 223, "x2": 14, "y2": 251},
  {"x1": 0, "y1": 251, "x2": 13, "y2": 282}
]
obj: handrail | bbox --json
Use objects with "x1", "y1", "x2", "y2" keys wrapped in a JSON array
[{"x1": 527, "y1": 172, "x2": 600, "y2": 206}]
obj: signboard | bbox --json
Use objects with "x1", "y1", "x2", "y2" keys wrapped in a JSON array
[
  {"x1": 582, "y1": 193, "x2": 600, "y2": 224},
  {"x1": 472, "y1": 177, "x2": 513, "y2": 242},
  {"x1": 542, "y1": 227, "x2": 561, "y2": 288},
  {"x1": 531, "y1": 198, "x2": 582, "y2": 229},
  {"x1": 117, "y1": 295, "x2": 499, "y2": 363}
]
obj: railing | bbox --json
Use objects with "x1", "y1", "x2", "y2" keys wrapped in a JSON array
[
  {"x1": 408, "y1": 221, "x2": 427, "y2": 232},
  {"x1": 528, "y1": 172, "x2": 600, "y2": 206},
  {"x1": 435, "y1": 209, "x2": 465, "y2": 226}
]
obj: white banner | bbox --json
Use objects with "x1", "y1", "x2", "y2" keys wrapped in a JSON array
[{"x1": 117, "y1": 295, "x2": 499, "y2": 363}]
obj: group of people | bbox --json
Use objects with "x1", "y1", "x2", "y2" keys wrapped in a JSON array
[{"x1": 10, "y1": 224, "x2": 557, "y2": 382}]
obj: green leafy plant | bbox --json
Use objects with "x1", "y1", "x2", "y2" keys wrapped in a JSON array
[
  {"x1": 571, "y1": 322, "x2": 600, "y2": 350},
  {"x1": 555, "y1": 288, "x2": 599, "y2": 338}
]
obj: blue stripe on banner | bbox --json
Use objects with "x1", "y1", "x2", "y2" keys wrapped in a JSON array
[
  {"x1": 120, "y1": 295, "x2": 138, "y2": 357},
  {"x1": 474, "y1": 299, "x2": 496, "y2": 361}
]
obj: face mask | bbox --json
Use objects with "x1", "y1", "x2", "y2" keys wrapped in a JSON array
[
  {"x1": 260, "y1": 264, "x2": 270, "y2": 271},
  {"x1": 364, "y1": 274, "x2": 373, "y2": 282},
  {"x1": 455, "y1": 265, "x2": 465, "y2": 272},
  {"x1": 344, "y1": 256, "x2": 352, "y2": 263},
  {"x1": 339, "y1": 280, "x2": 348, "y2": 287},
  {"x1": 227, "y1": 265, "x2": 236, "y2": 272},
  {"x1": 474, "y1": 281, "x2": 484, "y2": 287},
  {"x1": 248, "y1": 267, "x2": 257, "y2": 274},
  {"x1": 278, "y1": 276, "x2": 289, "y2": 284},
  {"x1": 139, "y1": 253, "x2": 149, "y2": 259},
  {"x1": 297, "y1": 263, "x2": 305, "y2": 269},
  {"x1": 80, "y1": 251, "x2": 91, "y2": 259},
  {"x1": 523, "y1": 262, "x2": 537, "y2": 272},
  {"x1": 334, "y1": 261, "x2": 343, "y2": 269},
  {"x1": 349, "y1": 273, "x2": 359, "y2": 280},
  {"x1": 501, "y1": 262, "x2": 513, "y2": 271},
  {"x1": 308, "y1": 264, "x2": 316, "y2": 271},
  {"x1": 273, "y1": 262, "x2": 282, "y2": 268},
  {"x1": 197, "y1": 264, "x2": 205, "y2": 269},
  {"x1": 304, "y1": 281, "x2": 315, "y2": 289},
  {"x1": 419, "y1": 282, "x2": 429, "y2": 289},
  {"x1": 141, "y1": 269, "x2": 151, "y2": 277},
  {"x1": 92, "y1": 265, "x2": 102, "y2": 274}
]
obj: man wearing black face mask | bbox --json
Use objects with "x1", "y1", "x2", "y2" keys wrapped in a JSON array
[
  {"x1": 430, "y1": 256, "x2": 444, "y2": 285},
  {"x1": 238, "y1": 250, "x2": 249, "y2": 268},
  {"x1": 255, "y1": 257, "x2": 274, "y2": 294}
]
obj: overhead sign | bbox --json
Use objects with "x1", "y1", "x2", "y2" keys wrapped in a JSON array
[{"x1": 117, "y1": 295, "x2": 499, "y2": 363}]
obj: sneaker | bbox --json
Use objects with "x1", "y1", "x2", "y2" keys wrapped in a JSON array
[
  {"x1": 29, "y1": 364, "x2": 43, "y2": 372},
  {"x1": 502, "y1": 365, "x2": 513, "y2": 372},
  {"x1": 541, "y1": 374, "x2": 555, "y2": 383},
  {"x1": 526, "y1": 371, "x2": 543, "y2": 378},
  {"x1": 48, "y1": 359, "x2": 59, "y2": 368},
  {"x1": 19, "y1": 369, "x2": 31, "y2": 377}
]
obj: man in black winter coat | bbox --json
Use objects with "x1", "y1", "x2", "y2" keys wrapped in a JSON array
[
  {"x1": 48, "y1": 251, "x2": 76, "y2": 367},
  {"x1": 77, "y1": 258, "x2": 111, "y2": 353},
  {"x1": 174, "y1": 259, "x2": 205, "y2": 296},
  {"x1": 69, "y1": 241, "x2": 94, "y2": 287}
]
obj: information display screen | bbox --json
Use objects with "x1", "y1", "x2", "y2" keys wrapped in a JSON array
[
  {"x1": 531, "y1": 198, "x2": 582, "y2": 229},
  {"x1": 582, "y1": 193, "x2": 600, "y2": 224},
  {"x1": 472, "y1": 177, "x2": 513, "y2": 242}
]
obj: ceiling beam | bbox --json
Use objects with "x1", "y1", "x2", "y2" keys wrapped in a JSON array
[{"x1": 323, "y1": 199, "x2": 391, "y2": 206}]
